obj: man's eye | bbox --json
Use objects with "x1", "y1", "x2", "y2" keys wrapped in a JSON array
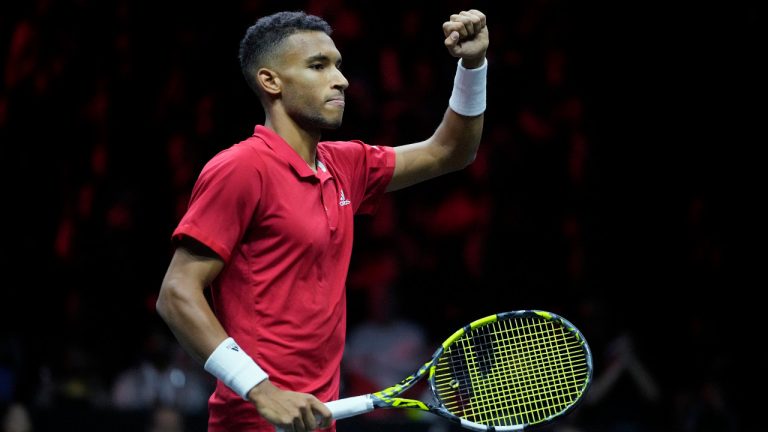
[{"x1": 310, "y1": 64, "x2": 324, "y2": 70}]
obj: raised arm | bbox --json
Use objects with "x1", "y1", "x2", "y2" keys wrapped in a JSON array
[{"x1": 387, "y1": 9, "x2": 489, "y2": 192}]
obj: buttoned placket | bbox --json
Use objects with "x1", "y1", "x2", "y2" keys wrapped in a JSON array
[{"x1": 315, "y1": 160, "x2": 338, "y2": 232}]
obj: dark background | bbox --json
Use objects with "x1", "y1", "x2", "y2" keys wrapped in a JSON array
[{"x1": 1, "y1": 0, "x2": 762, "y2": 431}]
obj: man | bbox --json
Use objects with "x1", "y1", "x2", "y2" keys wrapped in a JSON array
[{"x1": 156, "y1": 8, "x2": 488, "y2": 432}]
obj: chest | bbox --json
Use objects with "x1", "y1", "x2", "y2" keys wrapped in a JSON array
[{"x1": 251, "y1": 164, "x2": 354, "y2": 252}]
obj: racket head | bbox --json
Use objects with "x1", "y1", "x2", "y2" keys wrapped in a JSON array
[{"x1": 428, "y1": 310, "x2": 593, "y2": 431}]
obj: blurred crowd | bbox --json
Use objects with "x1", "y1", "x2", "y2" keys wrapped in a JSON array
[{"x1": 1, "y1": 0, "x2": 757, "y2": 431}]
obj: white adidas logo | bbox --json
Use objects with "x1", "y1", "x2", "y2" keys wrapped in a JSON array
[{"x1": 339, "y1": 189, "x2": 351, "y2": 207}]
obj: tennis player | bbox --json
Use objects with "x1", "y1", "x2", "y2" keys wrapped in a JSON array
[{"x1": 156, "y1": 8, "x2": 488, "y2": 432}]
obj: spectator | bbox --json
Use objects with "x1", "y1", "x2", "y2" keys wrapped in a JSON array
[
  {"x1": 111, "y1": 330, "x2": 213, "y2": 415},
  {"x1": 582, "y1": 332, "x2": 662, "y2": 432},
  {"x1": 1, "y1": 402, "x2": 32, "y2": 432},
  {"x1": 146, "y1": 404, "x2": 185, "y2": 432}
]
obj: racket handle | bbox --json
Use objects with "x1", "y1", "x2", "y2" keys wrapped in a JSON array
[
  {"x1": 274, "y1": 395, "x2": 373, "y2": 431},
  {"x1": 326, "y1": 395, "x2": 374, "y2": 419}
]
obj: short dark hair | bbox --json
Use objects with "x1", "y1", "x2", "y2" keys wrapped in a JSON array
[{"x1": 239, "y1": 11, "x2": 332, "y2": 95}]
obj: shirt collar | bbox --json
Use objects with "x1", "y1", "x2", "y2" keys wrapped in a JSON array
[{"x1": 253, "y1": 125, "x2": 318, "y2": 179}]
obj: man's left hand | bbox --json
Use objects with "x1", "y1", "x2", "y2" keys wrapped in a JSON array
[{"x1": 443, "y1": 9, "x2": 489, "y2": 69}]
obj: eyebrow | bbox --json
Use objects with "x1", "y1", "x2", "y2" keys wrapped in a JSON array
[{"x1": 305, "y1": 53, "x2": 342, "y2": 65}]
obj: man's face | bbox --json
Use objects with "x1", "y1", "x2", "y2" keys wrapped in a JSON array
[{"x1": 274, "y1": 31, "x2": 348, "y2": 131}]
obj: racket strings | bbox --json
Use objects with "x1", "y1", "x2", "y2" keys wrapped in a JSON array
[
  {"x1": 474, "y1": 319, "x2": 586, "y2": 424},
  {"x1": 437, "y1": 322, "x2": 581, "y2": 425},
  {"x1": 434, "y1": 317, "x2": 589, "y2": 427},
  {"x1": 493, "y1": 319, "x2": 586, "y2": 423}
]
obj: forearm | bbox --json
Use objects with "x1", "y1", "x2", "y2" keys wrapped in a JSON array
[
  {"x1": 157, "y1": 279, "x2": 228, "y2": 364},
  {"x1": 386, "y1": 10, "x2": 488, "y2": 192},
  {"x1": 386, "y1": 59, "x2": 486, "y2": 192},
  {"x1": 430, "y1": 54, "x2": 488, "y2": 172},
  {"x1": 431, "y1": 106, "x2": 484, "y2": 172},
  {"x1": 584, "y1": 359, "x2": 624, "y2": 404},
  {"x1": 626, "y1": 358, "x2": 661, "y2": 401}
]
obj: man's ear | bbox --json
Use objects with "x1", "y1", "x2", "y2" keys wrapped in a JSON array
[{"x1": 257, "y1": 68, "x2": 281, "y2": 96}]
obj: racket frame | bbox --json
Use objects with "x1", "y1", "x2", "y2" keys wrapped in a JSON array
[{"x1": 362, "y1": 310, "x2": 593, "y2": 431}]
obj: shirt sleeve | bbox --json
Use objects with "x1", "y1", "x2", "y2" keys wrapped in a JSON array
[
  {"x1": 171, "y1": 147, "x2": 262, "y2": 262},
  {"x1": 322, "y1": 140, "x2": 396, "y2": 215}
]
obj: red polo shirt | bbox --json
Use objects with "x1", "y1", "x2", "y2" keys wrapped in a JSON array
[{"x1": 172, "y1": 125, "x2": 395, "y2": 431}]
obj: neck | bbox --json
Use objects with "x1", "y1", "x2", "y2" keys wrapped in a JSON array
[{"x1": 265, "y1": 114, "x2": 320, "y2": 169}]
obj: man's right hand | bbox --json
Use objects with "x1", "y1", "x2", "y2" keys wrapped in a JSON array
[{"x1": 248, "y1": 380, "x2": 333, "y2": 432}]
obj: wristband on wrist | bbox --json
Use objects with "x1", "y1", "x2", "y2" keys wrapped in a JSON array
[
  {"x1": 204, "y1": 337, "x2": 268, "y2": 400},
  {"x1": 448, "y1": 58, "x2": 488, "y2": 117}
]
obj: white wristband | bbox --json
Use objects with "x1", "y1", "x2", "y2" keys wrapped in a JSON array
[
  {"x1": 204, "y1": 337, "x2": 268, "y2": 400},
  {"x1": 448, "y1": 58, "x2": 488, "y2": 117}
]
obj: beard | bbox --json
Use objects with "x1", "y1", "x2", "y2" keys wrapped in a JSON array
[
  {"x1": 281, "y1": 86, "x2": 346, "y2": 132},
  {"x1": 296, "y1": 110, "x2": 343, "y2": 131},
  {"x1": 286, "y1": 99, "x2": 344, "y2": 132}
]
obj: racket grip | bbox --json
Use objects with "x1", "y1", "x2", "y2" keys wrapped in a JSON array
[
  {"x1": 326, "y1": 395, "x2": 374, "y2": 419},
  {"x1": 274, "y1": 395, "x2": 373, "y2": 431}
]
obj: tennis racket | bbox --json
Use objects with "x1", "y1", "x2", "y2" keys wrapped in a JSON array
[{"x1": 280, "y1": 309, "x2": 593, "y2": 431}]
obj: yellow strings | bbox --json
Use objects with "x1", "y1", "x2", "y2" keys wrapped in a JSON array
[{"x1": 434, "y1": 317, "x2": 588, "y2": 426}]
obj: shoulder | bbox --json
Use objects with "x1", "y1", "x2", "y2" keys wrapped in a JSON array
[
  {"x1": 202, "y1": 137, "x2": 267, "y2": 176},
  {"x1": 318, "y1": 139, "x2": 368, "y2": 154},
  {"x1": 192, "y1": 138, "x2": 269, "y2": 192},
  {"x1": 318, "y1": 139, "x2": 389, "y2": 164}
]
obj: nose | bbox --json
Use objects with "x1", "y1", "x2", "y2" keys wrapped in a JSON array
[{"x1": 332, "y1": 67, "x2": 349, "y2": 91}]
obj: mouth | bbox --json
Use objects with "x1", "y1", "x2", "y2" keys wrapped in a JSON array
[{"x1": 326, "y1": 96, "x2": 345, "y2": 108}]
